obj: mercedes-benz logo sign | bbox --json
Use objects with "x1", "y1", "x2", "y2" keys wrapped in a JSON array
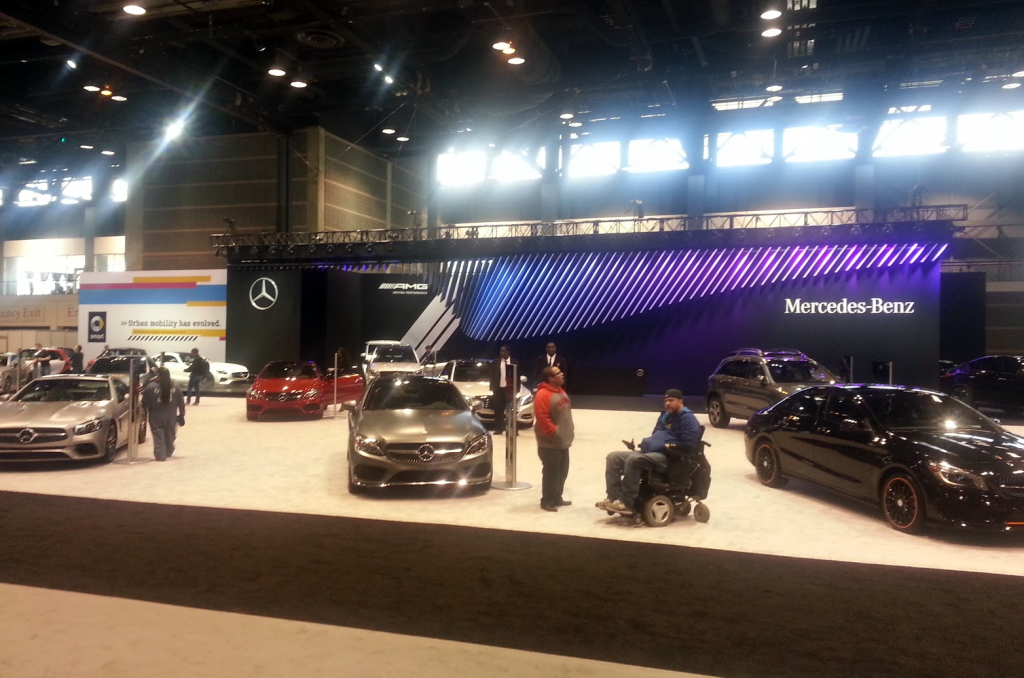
[
  {"x1": 417, "y1": 444, "x2": 435, "y2": 462},
  {"x1": 17, "y1": 428, "x2": 36, "y2": 444},
  {"x1": 249, "y1": 277, "x2": 279, "y2": 311}
]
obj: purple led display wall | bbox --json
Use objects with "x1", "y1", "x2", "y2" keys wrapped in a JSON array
[{"x1": 435, "y1": 242, "x2": 945, "y2": 395}]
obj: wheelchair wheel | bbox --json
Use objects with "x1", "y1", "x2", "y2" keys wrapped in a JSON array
[
  {"x1": 693, "y1": 503, "x2": 710, "y2": 523},
  {"x1": 675, "y1": 501, "x2": 692, "y2": 518},
  {"x1": 642, "y1": 495, "x2": 675, "y2": 527}
]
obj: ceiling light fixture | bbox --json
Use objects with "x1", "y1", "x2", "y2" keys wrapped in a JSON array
[
  {"x1": 374, "y1": 63, "x2": 383, "y2": 72},
  {"x1": 100, "y1": 88, "x2": 113, "y2": 96},
  {"x1": 80, "y1": 144, "x2": 93, "y2": 149},
  {"x1": 761, "y1": 9, "x2": 782, "y2": 20},
  {"x1": 382, "y1": 128, "x2": 396, "y2": 134},
  {"x1": 492, "y1": 39, "x2": 511, "y2": 51},
  {"x1": 559, "y1": 107, "x2": 574, "y2": 120},
  {"x1": 268, "y1": 67, "x2": 286, "y2": 77},
  {"x1": 111, "y1": 95, "x2": 127, "y2": 101},
  {"x1": 290, "y1": 79, "x2": 307, "y2": 88},
  {"x1": 1013, "y1": 70, "x2": 1024, "y2": 78},
  {"x1": 384, "y1": 75, "x2": 394, "y2": 84},
  {"x1": 1003, "y1": 82, "x2": 1021, "y2": 89},
  {"x1": 165, "y1": 119, "x2": 185, "y2": 141},
  {"x1": 508, "y1": 56, "x2": 525, "y2": 65},
  {"x1": 397, "y1": 136, "x2": 410, "y2": 142},
  {"x1": 762, "y1": 28, "x2": 782, "y2": 37},
  {"x1": 83, "y1": 85, "x2": 100, "y2": 92},
  {"x1": 66, "y1": 59, "x2": 77, "y2": 69},
  {"x1": 123, "y1": 4, "x2": 146, "y2": 15},
  {"x1": 101, "y1": 150, "x2": 116, "y2": 156},
  {"x1": 766, "y1": 84, "x2": 783, "y2": 92},
  {"x1": 568, "y1": 121, "x2": 582, "y2": 127}
]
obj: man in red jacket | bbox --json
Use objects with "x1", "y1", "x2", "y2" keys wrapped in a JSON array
[{"x1": 534, "y1": 365, "x2": 575, "y2": 512}]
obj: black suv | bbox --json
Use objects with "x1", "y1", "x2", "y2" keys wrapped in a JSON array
[
  {"x1": 706, "y1": 348, "x2": 839, "y2": 428},
  {"x1": 939, "y1": 355, "x2": 1024, "y2": 415}
]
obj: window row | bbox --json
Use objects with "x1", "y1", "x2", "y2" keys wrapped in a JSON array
[{"x1": 438, "y1": 111, "x2": 1024, "y2": 186}]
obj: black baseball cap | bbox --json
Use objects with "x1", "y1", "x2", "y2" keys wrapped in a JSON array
[{"x1": 664, "y1": 389, "x2": 683, "y2": 400}]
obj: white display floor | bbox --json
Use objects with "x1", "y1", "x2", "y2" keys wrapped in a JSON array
[{"x1": 1, "y1": 398, "x2": 1022, "y2": 577}]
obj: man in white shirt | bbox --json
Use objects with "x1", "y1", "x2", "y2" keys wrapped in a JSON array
[
  {"x1": 489, "y1": 345, "x2": 517, "y2": 434},
  {"x1": 534, "y1": 342, "x2": 567, "y2": 387}
]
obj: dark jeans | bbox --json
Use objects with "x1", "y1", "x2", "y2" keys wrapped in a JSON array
[
  {"x1": 186, "y1": 374, "x2": 203, "y2": 403},
  {"x1": 538, "y1": 446, "x2": 570, "y2": 508}
]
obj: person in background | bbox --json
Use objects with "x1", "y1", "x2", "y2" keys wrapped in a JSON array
[
  {"x1": 33, "y1": 343, "x2": 51, "y2": 376},
  {"x1": 334, "y1": 346, "x2": 353, "y2": 374},
  {"x1": 184, "y1": 347, "x2": 210, "y2": 405},
  {"x1": 488, "y1": 345, "x2": 517, "y2": 435},
  {"x1": 70, "y1": 345, "x2": 84, "y2": 373},
  {"x1": 534, "y1": 365, "x2": 574, "y2": 512},
  {"x1": 142, "y1": 367, "x2": 186, "y2": 462},
  {"x1": 597, "y1": 389, "x2": 701, "y2": 513},
  {"x1": 534, "y1": 341, "x2": 568, "y2": 387}
]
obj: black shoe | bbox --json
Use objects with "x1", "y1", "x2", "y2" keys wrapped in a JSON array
[
  {"x1": 556, "y1": 499, "x2": 572, "y2": 507},
  {"x1": 541, "y1": 505, "x2": 558, "y2": 512}
]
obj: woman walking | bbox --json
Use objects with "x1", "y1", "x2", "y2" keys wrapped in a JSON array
[{"x1": 142, "y1": 367, "x2": 186, "y2": 461}]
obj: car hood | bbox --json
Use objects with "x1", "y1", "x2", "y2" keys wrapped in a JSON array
[
  {"x1": 252, "y1": 378, "x2": 320, "y2": 393},
  {"x1": 894, "y1": 429, "x2": 1024, "y2": 474},
  {"x1": 369, "y1": 361, "x2": 421, "y2": 373},
  {"x1": 210, "y1": 362, "x2": 249, "y2": 373},
  {"x1": 355, "y1": 409, "x2": 485, "y2": 443},
  {"x1": 773, "y1": 381, "x2": 833, "y2": 396},
  {"x1": 0, "y1": 400, "x2": 112, "y2": 426},
  {"x1": 455, "y1": 381, "x2": 531, "y2": 399}
]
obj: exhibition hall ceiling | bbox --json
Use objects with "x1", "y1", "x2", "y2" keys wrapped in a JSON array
[{"x1": 1, "y1": 0, "x2": 1022, "y2": 168}]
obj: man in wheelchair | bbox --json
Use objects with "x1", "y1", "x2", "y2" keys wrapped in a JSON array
[{"x1": 597, "y1": 389, "x2": 702, "y2": 517}]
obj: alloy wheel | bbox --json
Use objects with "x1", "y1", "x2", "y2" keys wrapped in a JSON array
[{"x1": 882, "y1": 476, "x2": 922, "y2": 532}]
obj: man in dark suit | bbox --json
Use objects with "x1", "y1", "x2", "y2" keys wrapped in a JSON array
[
  {"x1": 534, "y1": 342, "x2": 567, "y2": 387},
  {"x1": 489, "y1": 345, "x2": 517, "y2": 434}
]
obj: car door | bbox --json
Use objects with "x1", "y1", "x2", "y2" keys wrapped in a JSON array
[
  {"x1": 48, "y1": 350, "x2": 68, "y2": 374},
  {"x1": 994, "y1": 357, "x2": 1024, "y2": 409},
  {"x1": 113, "y1": 379, "x2": 131, "y2": 444},
  {"x1": 804, "y1": 390, "x2": 880, "y2": 499},
  {"x1": 768, "y1": 388, "x2": 826, "y2": 482},
  {"x1": 716, "y1": 360, "x2": 752, "y2": 418},
  {"x1": 732, "y1": 360, "x2": 769, "y2": 418},
  {"x1": 745, "y1": 361, "x2": 777, "y2": 414},
  {"x1": 966, "y1": 357, "x2": 1000, "y2": 406}
]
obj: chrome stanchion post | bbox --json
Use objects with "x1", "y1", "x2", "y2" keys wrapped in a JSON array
[
  {"x1": 492, "y1": 363, "x2": 530, "y2": 491},
  {"x1": 115, "y1": 359, "x2": 151, "y2": 465},
  {"x1": 14, "y1": 347, "x2": 22, "y2": 393},
  {"x1": 332, "y1": 353, "x2": 339, "y2": 418}
]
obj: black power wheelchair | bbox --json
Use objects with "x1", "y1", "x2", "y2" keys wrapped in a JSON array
[{"x1": 609, "y1": 425, "x2": 713, "y2": 527}]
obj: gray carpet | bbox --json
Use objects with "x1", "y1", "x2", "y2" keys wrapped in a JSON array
[{"x1": 1, "y1": 490, "x2": 1020, "y2": 678}]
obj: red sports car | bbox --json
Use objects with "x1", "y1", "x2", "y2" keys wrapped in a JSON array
[{"x1": 246, "y1": 360, "x2": 363, "y2": 420}]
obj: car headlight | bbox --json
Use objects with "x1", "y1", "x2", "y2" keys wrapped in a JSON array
[
  {"x1": 74, "y1": 417, "x2": 104, "y2": 435},
  {"x1": 304, "y1": 388, "x2": 320, "y2": 399},
  {"x1": 927, "y1": 460, "x2": 987, "y2": 490},
  {"x1": 247, "y1": 389, "x2": 262, "y2": 399},
  {"x1": 465, "y1": 433, "x2": 491, "y2": 456},
  {"x1": 518, "y1": 392, "x2": 534, "y2": 407},
  {"x1": 216, "y1": 370, "x2": 227, "y2": 375},
  {"x1": 355, "y1": 434, "x2": 385, "y2": 456}
]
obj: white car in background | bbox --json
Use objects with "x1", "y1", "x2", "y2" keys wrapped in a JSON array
[
  {"x1": 437, "y1": 359, "x2": 534, "y2": 428},
  {"x1": 155, "y1": 351, "x2": 253, "y2": 388},
  {"x1": 361, "y1": 340, "x2": 422, "y2": 380}
]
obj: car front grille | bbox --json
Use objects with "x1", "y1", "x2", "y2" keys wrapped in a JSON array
[
  {"x1": 993, "y1": 475, "x2": 1024, "y2": 500},
  {"x1": 268, "y1": 392, "x2": 303, "y2": 402},
  {"x1": 0, "y1": 450, "x2": 71, "y2": 461},
  {"x1": 231, "y1": 372, "x2": 249, "y2": 379},
  {"x1": 385, "y1": 442, "x2": 465, "y2": 464},
  {"x1": 0, "y1": 427, "x2": 69, "y2": 444}
]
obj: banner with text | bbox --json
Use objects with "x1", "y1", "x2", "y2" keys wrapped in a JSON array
[{"x1": 78, "y1": 270, "x2": 227, "y2": 361}]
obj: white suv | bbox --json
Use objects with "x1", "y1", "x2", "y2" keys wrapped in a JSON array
[{"x1": 362, "y1": 340, "x2": 422, "y2": 380}]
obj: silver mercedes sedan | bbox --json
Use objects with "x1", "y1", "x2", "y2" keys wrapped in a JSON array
[
  {"x1": 0, "y1": 375, "x2": 142, "y2": 463},
  {"x1": 346, "y1": 375, "x2": 492, "y2": 493}
]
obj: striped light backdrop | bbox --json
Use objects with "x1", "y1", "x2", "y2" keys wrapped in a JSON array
[{"x1": 430, "y1": 242, "x2": 948, "y2": 341}]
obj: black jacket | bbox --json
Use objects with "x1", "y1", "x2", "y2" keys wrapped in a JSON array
[
  {"x1": 534, "y1": 354, "x2": 567, "y2": 384},
  {"x1": 489, "y1": 357, "x2": 519, "y2": 393}
]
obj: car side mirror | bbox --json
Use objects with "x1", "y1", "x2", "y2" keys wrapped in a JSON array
[{"x1": 342, "y1": 400, "x2": 359, "y2": 412}]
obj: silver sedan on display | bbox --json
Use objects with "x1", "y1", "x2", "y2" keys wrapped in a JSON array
[
  {"x1": 346, "y1": 375, "x2": 492, "y2": 493},
  {"x1": 436, "y1": 359, "x2": 535, "y2": 428},
  {"x1": 0, "y1": 375, "x2": 139, "y2": 463}
]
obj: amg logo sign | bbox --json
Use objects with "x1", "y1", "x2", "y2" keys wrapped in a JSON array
[
  {"x1": 378, "y1": 282, "x2": 428, "y2": 295},
  {"x1": 784, "y1": 298, "x2": 916, "y2": 314}
]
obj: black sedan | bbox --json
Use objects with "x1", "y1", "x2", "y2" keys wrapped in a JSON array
[{"x1": 744, "y1": 385, "x2": 1024, "y2": 533}]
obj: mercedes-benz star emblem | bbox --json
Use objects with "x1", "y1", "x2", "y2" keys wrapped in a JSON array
[
  {"x1": 249, "y1": 277, "x2": 279, "y2": 311},
  {"x1": 17, "y1": 428, "x2": 36, "y2": 444},
  {"x1": 417, "y1": 444, "x2": 435, "y2": 462}
]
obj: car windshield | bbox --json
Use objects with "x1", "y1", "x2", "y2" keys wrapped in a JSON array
[
  {"x1": 371, "y1": 346, "x2": 416, "y2": 363},
  {"x1": 0, "y1": 355, "x2": 9, "y2": 367},
  {"x1": 766, "y1": 359, "x2": 834, "y2": 384},
  {"x1": 15, "y1": 379, "x2": 110, "y2": 403},
  {"x1": 363, "y1": 378, "x2": 467, "y2": 411},
  {"x1": 89, "y1": 357, "x2": 148, "y2": 374},
  {"x1": 260, "y1": 362, "x2": 317, "y2": 379},
  {"x1": 860, "y1": 391, "x2": 994, "y2": 431},
  {"x1": 454, "y1": 362, "x2": 490, "y2": 382}
]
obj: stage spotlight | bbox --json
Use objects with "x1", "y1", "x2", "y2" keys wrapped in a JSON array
[{"x1": 850, "y1": 225, "x2": 862, "y2": 237}]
